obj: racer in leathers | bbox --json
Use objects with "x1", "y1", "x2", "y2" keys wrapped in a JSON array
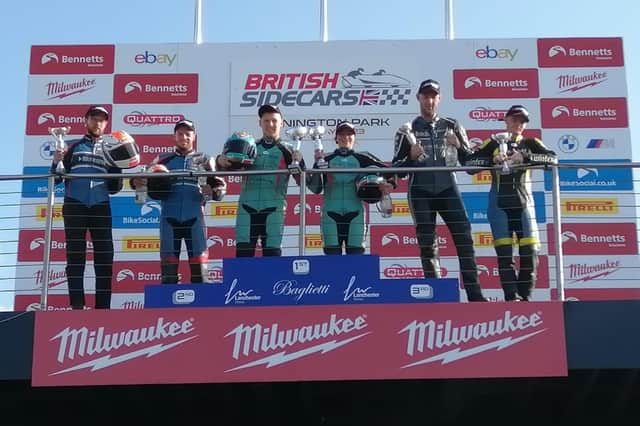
[
  {"x1": 132, "y1": 119, "x2": 226, "y2": 284},
  {"x1": 216, "y1": 105, "x2": 304, "y2": 257},
  {"x1": 392, "y1": 79, "x2": 487, "y2": 302},
  {"x1": 466, "y1": 105, "x2": 557, "y2": 301},
  {"x1": 306, "y1": 122, "x2": 394, "y2": 255},
  {"x1": 51, "y1": 105, "x2": 122, "y2": 310}
]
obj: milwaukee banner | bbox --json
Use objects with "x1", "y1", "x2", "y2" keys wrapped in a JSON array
[{"x1": 32, "y1": 302, "x2": 567, "y2": 386}]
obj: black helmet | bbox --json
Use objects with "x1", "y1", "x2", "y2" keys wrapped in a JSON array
[
  {"x1": 223, "y1": 131, "x2": 257, "y2": 170},
  {"x1": 355, "y1": 174, "x2": 385, "y2": 203}
]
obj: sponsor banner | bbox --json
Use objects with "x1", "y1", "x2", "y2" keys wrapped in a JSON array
[
  {"x1": 537, "y1": 37, "x2": 624, "y2": 68},
  {"x1": 370, "y1": 224, "x2": 456, "y2": 257},
  {"x1": 477, "y1": 288, "x2": 551, "y2": 303},
  {"x1": 112, "y1": 261, "x2": 222, "y2": 293},
  {"x1": 20, "y1": 166, "x2": 64, "y2": 198},
  {"x1": 17, "y1": 229, "x2": 91, "y2": 263},
  {"x1": 230, "y1": 63, "x2": 417, "y2": 115},
  {"x1": 220, "y1": 174, "x2": 243, "y2": 196},
  {"x1": 464, "y1": 40, "x2": 538, "y2": 67},
  {"x1": 31, "y1": 302, "x2": 567, "y2": 386},
  {"x1": 545, "y1": 128, "x2": 631, "y2": 160},
  {"x1": 144, "y1": 277, "x2": 459, "y2": 308},
  {"x1": 547, "y1": 223, "x2": 638, "y2": 255},
  {"x1": 14, "y1": 294, "x2": 94, "y2": 311},
  {"x1": 544, "y1": 160, "x2": 633, "y2": 191},
  {"x1": 18, "y1": 202, "x2": 64, "y2": 230},
  {"x1": 113, "y1": 74, "x2": 199, "y2": 104},
  {"x1": 284, "y1": 194, "x2": 323, "y2": 226},
  {"x1": 113, "y1": 228, "x2": 161, "y2": 262},
  {"x1": 463, "y1": 101, "x2": 539, "y2": 129},
  {"x1": 128, "y1": 134, "x2": 179, "y2": 165},
  {"x1": 114, "y1": 44, "x2": 180, "y2": 72},
  {"x1": 551, "y1": 288, "x2": 640, "y2": 301},
  {"x1": 368, "y1": 195, "x2": 412, "y2": 224},
  {"x1": 30, "y1": 45, "x2": 115, "y2": 74},
  {"x1": 114, "y1": 105, "x2": 190, "y2": 135},
  {"x1": 475, "y1": 255, "x2": 550, "y2": 290},
  {"x1": 553, "y1": 193, "x2": 636, "y2": 223},
  {"x1": 549, "y1": 255, "x2": 640, "y2": 288},
  {"x1": 111, "y1": 293, "x2": 145, "y2": 310},
  {"x1": 26, "y1": 104, "x2": 113, "y2": 136},
  {"x1": 27, "y1": 75, "x2": 113, "y2": 105},
  {"x1": 111, "y1": 197, "x2": 161, "y2": 228},
  {"x1": 206, "y1": 226, "x2": 238, "y2": 259},
  {"x1": 453, "y1": 69, "x2": 540, "y2": 99},
  {"x1": 466, "y1": 129, "x2": 543, "y2": 150},
  {"x1": 463, "y1": 191, "x2": 546, "y2": 224},
  {"x1": 539, "y1": 68, "x2": 627, "y2": 98},
  {"x1": 540, "y1": 98, "x2": 628, "y2": 128},
  {"x1": 208, "y1": 202, "x2": 238, "y2": 227},
  {"x1": 14, "y1": 261, "x2": 95, "y2": 294}
]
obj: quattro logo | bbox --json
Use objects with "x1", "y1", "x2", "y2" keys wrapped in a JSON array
[
  {"x1": 453, "y1": 69, "x2": 539, "y2": 99},
  {"x1": 30, "y1": 45, "x2": 115, "y2": 74},
  {"x1": 113, "y1": 74, "x2": 199, "y2": 104},
  {"x1": 562, "y1": 198, "x2": 618, "y2": 215},
  {"x1": 537, "y1": 38, "x2": 623, "y2": 67},
  {"x1": 541, "y1": 98, "x2": 628, "y2": 128}
]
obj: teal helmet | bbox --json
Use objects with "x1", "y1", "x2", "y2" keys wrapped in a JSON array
[{"x1": 223, "y1": 131, "x2": 257, "y2": 170}]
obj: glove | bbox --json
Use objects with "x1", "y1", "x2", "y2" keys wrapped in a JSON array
[
  {"x1": 207, "y1": 176, "x2": 227, "y2": 201},
  {"x1": 288, "y1": 162, "x2": 302, "y2": 174}
]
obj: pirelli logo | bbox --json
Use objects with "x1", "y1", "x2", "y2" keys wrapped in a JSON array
[
  {"x1": 473, "y1": 232, "x2": 494, "y2": 246},
  {"x1": 562, "y1": 198, "x2": 618, "y2": 214},
  {"x1": 212, "y1": 202, "x2": 238, "y2": 218},
  {"x1": 472, "y1": 170, "x2": 492, "y2": 184},
  {"x1": 122, "y1": 236, "x2": 161, "y2": 252},
  {"x1": 305, "y1": 234, "x2": 323, "y2": 249},
  {"x1": 36, "y1": 205, "x2": 63, "y2": 221},
  {"x1": 392, "y1": 200, "x2": 410, "y2": 216}
]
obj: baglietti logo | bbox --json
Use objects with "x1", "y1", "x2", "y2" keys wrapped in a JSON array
[
  {"x1": 567, "y1": 259, "x2": 621, "y2": 283},
  {"x1": 468, "y1": 107, "x2": 508, "y2": 122},
  {"x1": 556, "y1": 71, "x2": 607, "y2": 93},
  {"x1": 472, "y1": 170, "x2": 492, "y2": 184},
  {"x1": 30, "y1": 45, "x2": 114, "y2": 74},
  {"x1": 382, "y1": 264, "x2": 424, "y2": 278},
  {"x1": 454, "y1": 68, "x2": 539, "y2": 99},
  {"x1": 122, "y1": 237, "x2": 161, "y2": 252},
  {"x1": 475, "y1": 45, "x2": 518, "y2": 61},
  {"x1": 44, "y1": 77, "x2": 97, "y2": 100},
  {"x1": 27, "y1": 105, "x2": 112, "y2": 135},
  {"x1": 562, "y1": 198, "x2": 618, "y2": 214},
  {"x1": 36, "y1": 205, "x2": 62, "y2": 221},
  {"x1": 541, "y1": 98, "x2": 628, "y2": 128},
  {"x1": 538, "y1": 38, "x2": 623, "y2": 67},
  {"x1": 113, "y1": 74, "x2": 199, "y2": 104},
  {"x1": 305, "y1": 234, "x2": 323, "y2": 249},
  {"x1": 49, "y1": 317, "x2": 197, "y2": 375},
  {"x1": 224, "y1": 314, "x2": 370, "y2": 371},
  {"x1": 124, "y1": 111, "x2": 185, "y2": 127},
  {"x1": 473, "y1": 232, "x2": 493, "y2": 247},
  {"x1": 399, "y1": 310, "x2": 545, "y2": 367},
  {"x1": 212, "y1": 202, "x2": 237, "y2": 218},
  {"x1": 239, "y1": 67, "x2": 411, "y2": 108}
]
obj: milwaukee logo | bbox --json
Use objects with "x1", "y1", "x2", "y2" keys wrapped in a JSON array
[
  {"x1": 45, "y1": 77, "x2": 96, "y2": 100},
  {"x1": 562, "y1": 199, "x2": 618, "y2": 214},
  {"x1": 213, "y1": 203, "x2": 237, "y2": 217},
  {"x1": 400, "y1": 310, "x2": 545, "y2": 367},
  {"x1": 122, "y1": 237, "x2": 161, "y2": 251},
  {"x1": 568, "y1": 260, "x2": 621, "y2": 283},
  {"x1": 225, "y1": 314, "x2": 370, "y2": 371},
  {"x1": 50, "y1": 317, "x2": 196, "y2": 375},
  {"x1": 472, "y1": 170, "x2": 492, "y2": 184},
  {"x1": 473, "y1": 232, "x2": 494, "y2": 247},
  {"x1": 305, "y1": 234, "x2": 323, "y2": 248},
  {"x1": 36, "y1": 205, "x2": 63, "y2": 221},
  {"x1": 556, "y1": 71, "x2": 607, "y2": 93}
]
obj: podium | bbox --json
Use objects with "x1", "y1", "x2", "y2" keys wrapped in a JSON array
[{"x1": 144, "y1": 254, "x2": 459, "y2": 308}]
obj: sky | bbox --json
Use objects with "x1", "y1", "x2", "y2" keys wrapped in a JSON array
[{"x1": 0, "y1": 0, "x2": 638, "y2": 310}]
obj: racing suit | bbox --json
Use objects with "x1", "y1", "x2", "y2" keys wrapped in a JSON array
[
  {"x1": 466, "y1": 136, "x2": 557, "y2": 301},
  {"x1": 392, "y1": 115, "x2": 486, "y2": 301},
  {"x1": 235, "y1": 138, "x2": 304, "y2": 257},
  {"x1": 307, "y1": 148, "x2": 393, "y2": 255},
  {"x1": 142, "y1": 150, "x2": 224, "y2": 284},
  {"x1": 51, "y1": 135, "x2": 122, "y2": 310}
]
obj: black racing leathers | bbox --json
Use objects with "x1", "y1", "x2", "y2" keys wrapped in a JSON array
[{"x1": 393, "y1": 116, "x2": 486, "y2": 301}]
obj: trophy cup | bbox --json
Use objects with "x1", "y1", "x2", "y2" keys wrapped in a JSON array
[
  {"x1": 443, "y1": 128, "x2": 458, "y2": 167},
  {"x1": 493, "y1": 132, "x2": 512, "y2": 175},
  {"x1": 399, "y1": 122, "x2": 425, "y2": 161},
  {"x1": 48, "y1": 126, "x2": 71, "y2": 173},
  {"x1": 193, "y1": 153, "x2": 211, "y2": 203},
  {"x1": 308, "y1": 125, "x2": 327, "y2": 168},
  {"x1": 285, "y1": 126, "x2": 307, "y2": 170}
]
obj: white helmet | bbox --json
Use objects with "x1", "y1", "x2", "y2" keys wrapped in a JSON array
[{"x1": 102, "y1": 130, "x2": 140, "y2": 169}]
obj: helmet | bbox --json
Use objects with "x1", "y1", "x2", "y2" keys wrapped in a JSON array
[
  {"x1": 147, "y1": 163, "x2": 171, "y2": 200},
  {"x1": 223, "y1": 131, "x2": 257, "y2": 170},
  {"x1": 102, "y1": 130, "x2": 140, "y2": 169},
  {"x1": 356, "y1": 174, "x2": 385, "y2": 203}
]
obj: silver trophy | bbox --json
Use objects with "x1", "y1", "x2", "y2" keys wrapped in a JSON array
[
  {"x1": 308, "y1": 125, "x2": 327, "y2": 168},
  {"x1": 399, "y1": 122, "x2": 424, "y2": 161},
  {"x1": 193, "y1": 153, "x2": 211, "y2": 203},
  {"x1": 493, "y1": 132, "x2": 512, "y2": 174},
  {"x1": 286, "y1": 126, "x2": 307, "y2": 169},
  {"x1": 49, "y1": 126, "x2": 71, "y2": 173}
]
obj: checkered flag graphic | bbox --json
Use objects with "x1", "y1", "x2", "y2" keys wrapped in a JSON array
[{"x1": 378, "y1": 88, "x2": 412, "y2": 106}]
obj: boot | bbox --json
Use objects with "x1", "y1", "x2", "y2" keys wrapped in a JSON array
[
  {"x1": 465, "y1": 284, "x2": 489, "y2": 302},
  {"x1": 189, "y1": 262, "x2": 210, "y2": 283},
  {"x1": 161, "y1": 262, "x2": 179, "y2": 284},
  {"x1": 517, "y1": 246, "x2": 539, "y2": 301},
  {"x1": 496, "y1": 245, "x2": 519, "y2": 301}
]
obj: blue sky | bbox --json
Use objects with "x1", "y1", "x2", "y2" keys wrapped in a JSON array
[{"x1": 0, "y1": 0, "x2": 638, "y2": 310}]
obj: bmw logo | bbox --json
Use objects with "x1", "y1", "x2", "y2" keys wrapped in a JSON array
[
  {"x1": 40, "y1": 140, "x2": 56, "y2": 160},
  {"x1": 557, "y1": 135, "x2": 578, "y2": 153}
]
